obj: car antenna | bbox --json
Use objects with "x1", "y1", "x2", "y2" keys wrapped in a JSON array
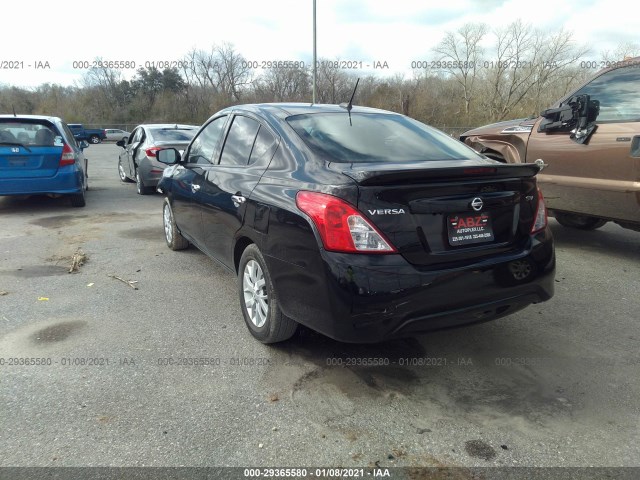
[
  {"x1": 339, "y1": 78, "x2": 360, "y2": 126},
  {"x1": 12, "y1": 105, "x2": 17, "y2": 117}
]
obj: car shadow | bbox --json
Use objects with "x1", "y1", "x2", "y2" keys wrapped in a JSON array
[
  {"x1": 265, "y1": 318, "x2": 583, "y2": 431},
  {"x1": 549, "y1": 219, "x2": 640, "y2": 262},
  {"x1": 0, "y1": 194, "x2": 76, "y2": 214}
]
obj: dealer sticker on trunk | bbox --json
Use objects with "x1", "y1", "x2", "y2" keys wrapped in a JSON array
[{"x1": 448, "y1": 213, "x2": 494, "y2": 246}]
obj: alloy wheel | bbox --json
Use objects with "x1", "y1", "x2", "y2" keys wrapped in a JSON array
[
  {"x1": 243, "y1": 260, "x2": 268, "y2": 328},
  {"x1": 163, "y1": 205, "x2": 173, "y2": 243}
]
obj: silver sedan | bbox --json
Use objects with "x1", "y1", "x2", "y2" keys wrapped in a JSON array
[{"x1": 117, "y1": 124, "x2": 198, "y2": 195}]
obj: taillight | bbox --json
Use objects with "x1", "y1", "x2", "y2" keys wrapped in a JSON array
[
  {"x1": 59, "y1": 144, "x2": 75, "y2": 166},
  {"x1": 145, "y1": 147, "x2": 161, "y2": 157},
  {"x1": 531, "y1": 188, "x2": 548, "y2": 234},
  {"x1": 295, "y1": 191, "x2": 396, "y2": 254}
]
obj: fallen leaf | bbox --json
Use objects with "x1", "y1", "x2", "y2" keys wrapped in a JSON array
[{"x1": 38, "y1": 297, "x2": 49, "y2": 301}]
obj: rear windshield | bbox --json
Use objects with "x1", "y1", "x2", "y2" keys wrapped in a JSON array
[
  {"x1": 0, "y1": 121, "x2": 62, "y2": 147},
  {"x1": 148, "y1": 128, "x2": 197, "y2": 142},
  {"x1": 286, "y1": 113, "x2": 481, "y2": 163}
]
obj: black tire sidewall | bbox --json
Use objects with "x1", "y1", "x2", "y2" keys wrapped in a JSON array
[{"x1": 555, "y1": 212, "x2": 606, "y2": 230}]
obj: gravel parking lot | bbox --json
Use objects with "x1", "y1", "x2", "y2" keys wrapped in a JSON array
[{"x1": 1, "y1": 144, "x2": 639, "y2": 474}]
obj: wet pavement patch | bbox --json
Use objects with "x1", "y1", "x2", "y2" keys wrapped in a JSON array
[
  {"x1": 30, "y1": 215, "x2": 84, "y2": 228},
  {"x1": 464, "y1": 440, "x2": 496, "y2": 460},
  {"x1": 119, "y1": 227, "x2": 164, "y2": 241},
  {"x1": 30, "y1": 320, "x2": 87, "y2": 344}
]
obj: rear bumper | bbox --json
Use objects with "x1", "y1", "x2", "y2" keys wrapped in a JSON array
[
  {"x1": 268, "y1": 229, "x2": 555, "y2": 343},
  {"x1": 0, "y1": 168, "x2": 83, "y2": 196}
]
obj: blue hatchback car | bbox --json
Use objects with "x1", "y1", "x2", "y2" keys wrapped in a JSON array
[{"x1": 0, "y1": 115, "x2": 89, "y2": 207}]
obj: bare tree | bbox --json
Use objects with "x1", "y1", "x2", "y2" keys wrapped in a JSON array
[
  {"x1": 432, "y1": 23, "x2": 488, "y2": 119},
  {"x1": 481, "y1": 20, "x2": 538, "y2": 120},
  {"x1": 527, "y1": 29, "x2": 590, "y2": 115},
  {"x1": 254, "y1": 65, "x2": 310, "y2": 102},
  {"x1": 314, "y1": 59, "x2": 356, "y2": 104},
  {"x1": 601, "y1": 41, "x2": 640, "y2": 62},
  {"x1": 214, "y1": 43, "x2": 252, "y2": 101}
]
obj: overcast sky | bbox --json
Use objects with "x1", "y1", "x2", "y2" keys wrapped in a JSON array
[{"x1": 0, "y1": 0, "x2": 637, "y2": 88}]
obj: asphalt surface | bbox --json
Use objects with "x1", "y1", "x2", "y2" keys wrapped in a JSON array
[{"x1": 0, "y1": 144, "x2": 639, "y2": 472}]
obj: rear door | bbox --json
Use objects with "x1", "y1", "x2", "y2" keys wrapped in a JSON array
[
  {"x1": 127, "y1": 128, "x2": 146, "y2": 174},
  {"x1": 0, "y1": 120, "x2": 63, "y2": 180},
  {"x1": 527, "y1": 65, "x2": 640, "y2": 222},
  {"x1": 199, "y1": 114, "x2": 279, "y2": 268}
]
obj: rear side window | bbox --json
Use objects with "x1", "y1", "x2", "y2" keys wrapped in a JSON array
[
  {"x1": 249, "y1": 126, "x2": 278, "y2": 165},
  {"x1": 60, "y1": 123, "x2": 78, "y2": 147},
  {"x1": 128, "y1": 128, "x2": 143, "y2": 145},
  {"x1": 219, "y1": 116, "x2": 260, "y2": 166},
  {"x1": 287, "y1": 113, "x2": 482, "y2": 163},
  {"x1": 0, "y1": 121, "x2": 62, "y2": 146},
  {"x1": 573, "y1": 65, "x2": 640, "y2": 122}
]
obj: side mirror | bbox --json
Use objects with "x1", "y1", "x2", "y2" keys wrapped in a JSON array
[
  {"x1": 538, "y1": 94, "x2": 599, "y2": 144},
  {"x1": 116, "y1": 139, "x2": 126, "y2": 148},
  {"x1": 157, "y1": 148, "x2": 181, "y2": 165},
  {"x1": 79, "y1": 140, "x2": 89, "y2": 149}
]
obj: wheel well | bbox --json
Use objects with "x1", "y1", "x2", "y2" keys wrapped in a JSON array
[
  {"x1": 482, "y1": 149, "x2": 506, "y2": 162},
  {"x1": 234, "y1": 237, "x2": 254, "y2": 273}
]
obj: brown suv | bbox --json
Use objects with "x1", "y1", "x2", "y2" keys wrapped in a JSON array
[{"x1": 461, "y1": 58, "x2": 640, "y2": 231}]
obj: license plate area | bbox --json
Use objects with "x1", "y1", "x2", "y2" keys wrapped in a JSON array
[
  {"x1": 8, "y1": 156, "x2": 29, "y2": 167},
  {"x1": 447, "y1": 212, "x2": 494, "y2": 246}
]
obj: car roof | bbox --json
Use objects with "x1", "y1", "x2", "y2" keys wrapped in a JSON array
[
  {"x1": 224, "y1": 103, "x2": 400, "y2": 119},
  {"x1": 138, "y1": 124, "x2": 199, "y2": 129},
  {"x1": 0, "y1": 114, "x2": 62, "y2": 122}
]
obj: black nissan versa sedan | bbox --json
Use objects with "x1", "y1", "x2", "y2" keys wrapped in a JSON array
[{"x1": 156, "y1": 103, "x2": 555, "y2": 344}]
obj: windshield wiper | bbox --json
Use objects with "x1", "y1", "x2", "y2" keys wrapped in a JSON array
[{"x1": 0, "y1": 141, "x2": 32, "y2": 152}]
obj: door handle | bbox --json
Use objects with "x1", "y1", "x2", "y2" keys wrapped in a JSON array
[
  {"x1": 231, "y1": 194, "x2": 246, "y2": 205},
  {"x1": 191, "y1": 184, "x2": 201, "y2": 192}
]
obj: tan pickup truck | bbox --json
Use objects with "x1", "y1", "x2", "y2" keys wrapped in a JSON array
[{"x1": 461, "y1": 58, "x2": 640, "y2": 231}]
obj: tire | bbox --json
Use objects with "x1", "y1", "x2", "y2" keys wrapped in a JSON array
[
  {"x1": 163, "y1": 199, "x2": 189, "y2": 250},
  {"x1": 118, "y1": 158, "x2": 133, "y2": 182},
  {"x1": 554, "y1": 212, "x2": 607, "y2": 230},
  {"x1": 89, "y1": 135, "x2": 100, "y2": 144},
  {"x1": 135, "y1": 169, "x2": 153, "y2": 195},
  {"x1": 70, "y1": 189, "x2": 86, "y2": 207},
  {"x1": 238, "y1": 244, "x2": 298, "y2": 344}
]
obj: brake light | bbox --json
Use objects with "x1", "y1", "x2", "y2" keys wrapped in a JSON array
[
  {"x1": 145, "y1": 147, "x2": 162, "y2": 157},
  {"x1": 531, "y1": 188, "x2": 548, "y2": 234},
  {"x1": 59, "y1": 144, "x2": 75, "y2": 166},
  {"x1": 296, "y1": 191, "x2": 396, "y2": 254}
]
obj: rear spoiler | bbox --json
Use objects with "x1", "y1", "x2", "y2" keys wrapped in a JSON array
[{"x1": 337, "y1": 162, "x2": 541, "y2": 186}]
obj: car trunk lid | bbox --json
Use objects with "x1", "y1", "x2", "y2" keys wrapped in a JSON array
[
  {"x1": 335, "y1": 160, "x2": 541, "y2": 267},
  {"x1": 0, "y1": 145, "x2": 63, "y2": 179}
]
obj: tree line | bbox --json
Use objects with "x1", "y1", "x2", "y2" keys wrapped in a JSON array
[{"x1": 1, "y1": 21, "x2": 638, "y2": 133}]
